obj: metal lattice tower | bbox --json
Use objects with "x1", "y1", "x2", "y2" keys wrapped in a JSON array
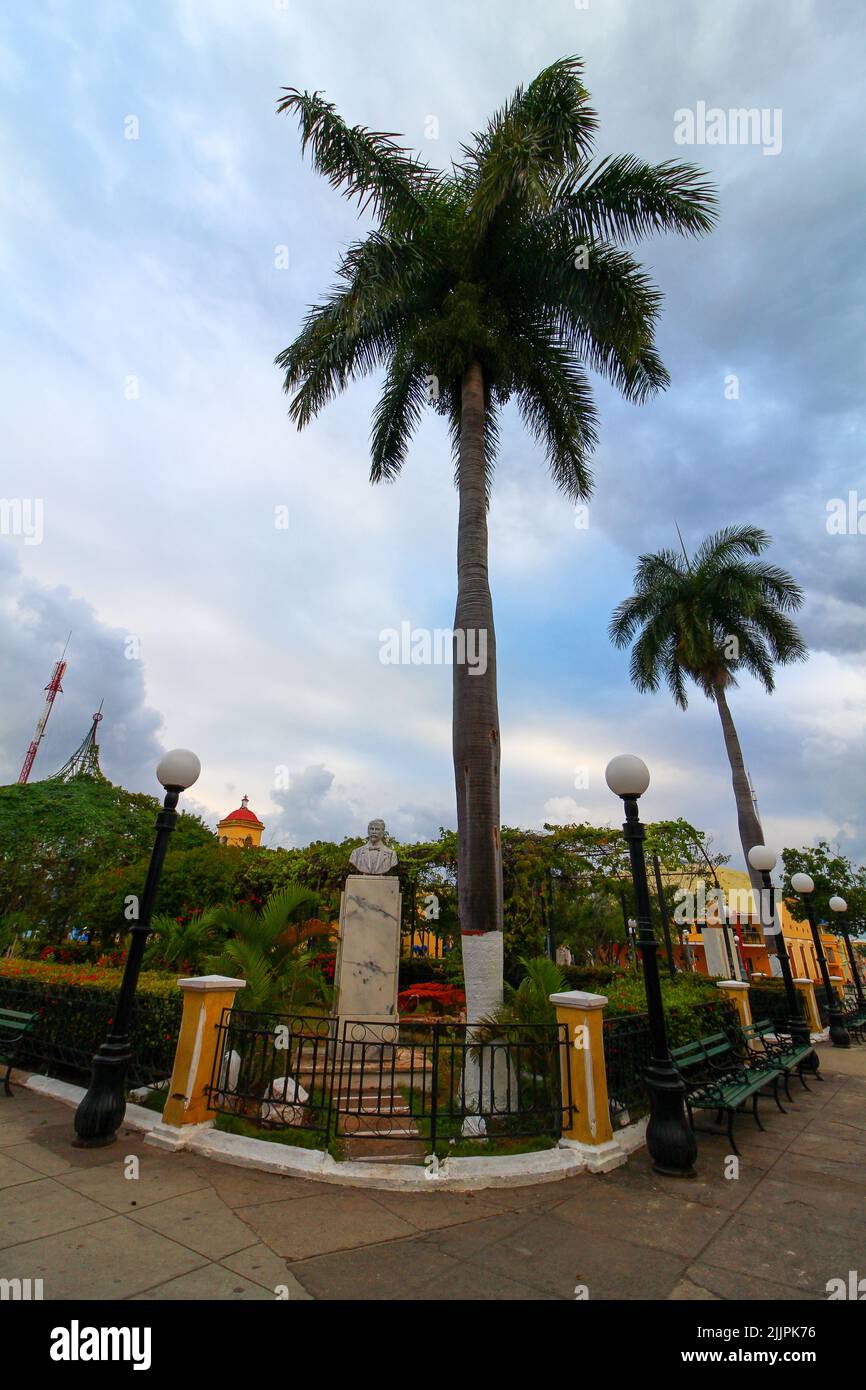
[
  {"x1": 50, "y1": 703, "x2": 107, "y2": 782},
  {"x1": 18, "y1": 636, "x2": 71, "y2": 783}
]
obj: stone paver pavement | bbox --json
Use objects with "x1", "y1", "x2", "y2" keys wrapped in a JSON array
[{"x1": 1, "y1": 1044, "x2": 864, "y2": 1300}]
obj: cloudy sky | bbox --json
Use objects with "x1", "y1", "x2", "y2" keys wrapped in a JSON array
[{"x1": 2, "y1": 0, "x2": 864, "y2": 871}]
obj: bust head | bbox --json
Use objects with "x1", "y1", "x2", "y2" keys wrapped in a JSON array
[{"x1": 367, "y1": 819, "x2": 386, "y2": 845}]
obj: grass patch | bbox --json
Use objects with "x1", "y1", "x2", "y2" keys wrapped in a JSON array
[
  {"x1": 214, "y1": 1112, "x2": 327, "y2": 1150},
  {"x1": 446, "y1": 1133, "x2": 557, "y2": 1159},
  {"x1": 135, "y1": 1086, "x2": 168, "y2": 1113}
]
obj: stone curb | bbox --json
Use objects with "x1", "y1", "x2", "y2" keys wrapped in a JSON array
[{"x1": 17, "y1": 1070, "x2": 643, "y2": 1193}]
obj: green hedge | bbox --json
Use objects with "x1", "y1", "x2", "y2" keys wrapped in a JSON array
[
  {"x1": 747, "y1": 979, "x2": 805, "y2": 1029},
  {"x1": 604, "y1": 996, "x2": 739, "y2": 1122},
  {"x1": 0, "y1": 962, "x2": 181, "y2": 1086}
]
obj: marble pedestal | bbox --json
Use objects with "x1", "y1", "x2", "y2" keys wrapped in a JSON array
[{"x1": 334, "y1": 875, "x2": 402, "y2": 1044}]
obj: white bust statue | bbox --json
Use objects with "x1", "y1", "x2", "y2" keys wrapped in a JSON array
[{"x1": 349, "y1": 818, "x2": 398, "y2": 875}]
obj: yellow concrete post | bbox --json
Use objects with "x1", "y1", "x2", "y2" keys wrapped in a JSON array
[
  {"x1": 793, "y1": 978, "x2": 822, "y2": 1033},
  {"x1": 162, "y1": 975, "x2": 246, "y2": 1128},
  {"x1": 550, "y1": 990, "x2": 625, "y2": 1172},
  {"x1": 829, "y1": 975, "x2": 846, "y2": 1003},
  {"x1": 715, "y1": 979, "x2": 752, "y2": 1029}
]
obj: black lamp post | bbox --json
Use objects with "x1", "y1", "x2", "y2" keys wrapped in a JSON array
[
  {"x1": 73, "y1": 748, "x2": 201, "y2": 1146},
  {"x1": 830, "y1": 894, "x2": 865, "y2": 1013},
  {"x1": 791, "y1": 872, "x2": 850, "y2": 1048},
  {"x1": 748, "y1": 845, "x2": 817, "y2": 1072},
  {"x1": 606, "y1": 754, "x2": 696, "y2": 1178}
]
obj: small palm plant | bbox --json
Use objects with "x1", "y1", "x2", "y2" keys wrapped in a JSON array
[
  {"x1": 206, "y1": 885, "x2": 328, "y2": 1014},
  {"x1": 144, "y1": 910, "x2": 222, "y2": 975},
  {"x1": 610, "y1": 525, "x2": 807, "y2": 897},
  {"x1": 480, "y1": 956, "x2": 567, "y2": 1033}
]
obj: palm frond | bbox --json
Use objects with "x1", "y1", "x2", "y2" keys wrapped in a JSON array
[
  {"x1": 515, "y1": 334, "x2": 598, "y2": 500},
  {"x1": 466, "y1": 57, "x2": 598, "y2": 235},
  {"x1": 551, "y1": 154, "x2": 718, "y2": 243},
  {"x1": 370, "y1": 352, "x2": 429, "y2": 482},
  {"x1": 277, "y1": 88, "x2": 437, "y2": 228}
]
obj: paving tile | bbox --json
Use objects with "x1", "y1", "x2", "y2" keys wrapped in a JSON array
[
  {"x1": 60, "y1": 1154, "x2": 209, "y2": 1213},
  {"x1": 131, "y1": 1264, "x2": 274, "y2": 1300},
  {"x1": 800, "y1": 1117, "x2": 866, "y2": 1148},
  {"x1": 667, "y1": 1277, "x2": 721, "y2": 1300},
  {"x1": 191, "y1": 1163, "x2": 323, "y2": 1208},
  {"x1": 0, "y1": 1215, "x2": 207, "y2": 1299},
  {"x1": 606, "y1": 1141, "x2": 774, "y2": 1207},
  {"x1": 0, "y1": 1140, "x2": 91, "y2": 1177},
  {"x1": 2, "y1": 1119, "x2": 152, "y2": 1170},
  {"x1": 236, "y1": 1191, "x2": 417, "y2": 1260},
  {"x1": 289, "y1": 1237, "x2": 487, "y2": 1300},
  {"x1": 694, "y1": 1208, "x2": 865, "y2": 1296},
  {"x1": 0, "y1": 1176, "x2": 109, "y2": 1248},
  {"x1": 553, "y1": 1181, "x2": 729, "y2": 1260},
  {"x1": 416, "y1": 1210, "x2": 533, "y2": 1260},
  {"x1": 771, "y1": 1150, "x2": 866, "y2": 1194},
  {"x1": 409, "y1": 1258, "x2": 557, "y2": 1299},
  {"x1": 745, "y1": 1173, "x2": 866, "y2": 1239},
  {"x1": 456, "y1": 1209, "x2": 687, "y2": 1300},
  {"x1": 366, "y1": 1188, "x2": 501, "y2": 1231},
  {"x1": 789, "y1": 1130, "x2": 866, "y2": 1166},
  {"x1": 0, "y1": 1150, "x2": 43, "y2": 1189},
  {"x1": 128, "y1": 1187, "x2": 257, "y2": 1260},
  {"x1": 220, "y1": 1242, "x2": 314, "y2": 1299},
  {"x1": 472, "y1": 1177, "x2": 587, "y2": 1213},
  {"x1": 0, "y1": 1114, "x2": 58, "y2": 1147},
  {"x1": 678, "y1": 1261, "x2": 819, "y2": 1301}
]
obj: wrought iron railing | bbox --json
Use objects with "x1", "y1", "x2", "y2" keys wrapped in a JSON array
[
  {"x1": 0, "y1": 974, "x2": 180, "y2": 1086},
  {"x1": 603, "y1": 1013, "x2": 653, "y2": 1122},
  {"x1": 208, "y1": 1011, "x2": 335, "y2": 1143},
  {"x1": 747, "y1": 983, "x2": 805, "y2": 1031},
  {"x1": 208, "y1": 1010, "x2": 572, "y2": 1156}
]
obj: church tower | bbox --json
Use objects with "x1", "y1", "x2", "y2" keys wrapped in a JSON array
[{"x1": 217, "y1": 794, "x2": 265, "y2": 848}]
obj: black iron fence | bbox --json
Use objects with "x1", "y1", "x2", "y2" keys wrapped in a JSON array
[
  {"x1": 747, "y1": 982, "x2": 805, "y2": 1031},
  {"x1": 814, "y1": 985, "x2": 831, "y2": 1025},
  {"x1": 208, "y1": 1010, "x2": 572, "y2": 1157},
  {"x1": 603, "y1": 1013, "x2": 653, "y2": 1122},
  {"x1": 0, "y1": 973, "x2": 180, "y2": 1087},
  {"x1": 208, "y1": 1011, "x2": 335, "y2": 1143}
]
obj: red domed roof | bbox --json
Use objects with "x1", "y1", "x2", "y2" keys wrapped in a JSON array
[{"x1": 219, "y1": 794, "x2": 264, "y2": 827}]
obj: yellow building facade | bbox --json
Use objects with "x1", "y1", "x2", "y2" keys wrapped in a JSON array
[{"x1": 671, "y1": 867, "x2": 853, "y2": 991}]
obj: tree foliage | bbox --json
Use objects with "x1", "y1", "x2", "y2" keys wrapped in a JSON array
[
  {"x1": 781, "y1": 841, "x2": 866, "y2": 935},
  {"x1": 0, "y1": 777, "x2": 213, "y2": 942},
  {"x1": 610, "y1": 525, "x2": 807, "y2": 708}
]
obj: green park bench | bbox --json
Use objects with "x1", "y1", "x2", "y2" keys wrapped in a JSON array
[
  {"x1": 671, "y1": 1030, "x2": 787, "y2": 1156},
  {"x1": 737, "y1": 1018, "x2": 818, "y2": 1093},
  {"x1": 0, "y1": 1007, "x2": 38, "y2": 1096},
  {"x1": 839, "y1": 1005, "x2": 866, "y2": 1043}
]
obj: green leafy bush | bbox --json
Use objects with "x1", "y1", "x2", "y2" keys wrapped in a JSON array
[{"x1": 0, "y1": 959, "x2": 181, "y2": 1085}]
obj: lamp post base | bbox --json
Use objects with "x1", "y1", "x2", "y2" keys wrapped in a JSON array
[
  {"x1": 788, "y1": 1018, "x2": 820, "y2": 1072},
  {"x1": 645, "y1": 1060, "x2": 697, "y2": 1178},
  {"x1": 829, "y1": 1016, "x2": 851, "y2": 1049},
  {"x1": 73, "y1": 1037, "x2": 131, "y2": 1147}
]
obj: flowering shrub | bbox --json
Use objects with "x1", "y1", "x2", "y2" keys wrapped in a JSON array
[
  {"x1": 602, "y1": 969, "x2": 738, "y2": 1048},
  {"x1": 397, "y1": 982, "x2": 465, "y2": 1015},
  {"x1": 0, "y1": 959, "x2": 181, "y2": 1085},
  {"x1": 310, "y1": 952, "x2": 336, "y2": 983}
]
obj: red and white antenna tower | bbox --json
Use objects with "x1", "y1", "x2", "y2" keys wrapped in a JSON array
[{"x1": 18, "y1": 635, "x2": 71, "y2": 784}]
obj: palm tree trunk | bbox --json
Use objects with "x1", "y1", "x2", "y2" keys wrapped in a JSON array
[
  {"x1": 713, "y1": 680, "x2": 774, "y2": 952},
  {"x1": 454, "y1": 358, "x2": 504, "y2": 1022}
]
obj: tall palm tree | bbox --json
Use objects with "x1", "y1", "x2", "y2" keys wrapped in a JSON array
[
  {"x1": 609, "y1": 525, "x2": 807, "y2": 900},
  {"x1": 276, "y1": 57, "x2": 717, "y2": 1011}
]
